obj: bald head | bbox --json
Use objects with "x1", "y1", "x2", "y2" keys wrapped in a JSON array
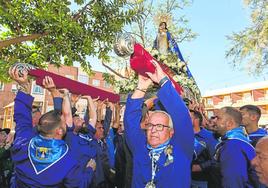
[
  {"x1": 258, "y1": 136, "x2": 268, "y2": 144},
  {"x1": 251, "y1": 136, "x2": 268, "y2": 186}
]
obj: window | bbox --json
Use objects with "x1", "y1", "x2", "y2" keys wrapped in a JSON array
[
  {"x1": 11, "y1": 84, "x2": 17, "y2": 92},
  {"x1": 0, "y1": 82, "x2": 4, "y2": 91},
  {"x1": 207, "y1": 98, "x2": 213, "y2": 106},
  {"x1": 32, "y1": 84, "x2": 44, "y2": 95},
  {"x1": 92, "y1": 79, "x2": 100, "y2": 86},
  {"x1": 223, "y1": 95, "x2": 231, "y2": 103},
  {"x1": 104, "y1": 81, "x2": 110, "y2": 88},
  {"x1": 78, "y1": 75, "x2": 89, "y2": 84},
  {"x1": 243, "y1": 92, "x2": 252, "y2": 101}
]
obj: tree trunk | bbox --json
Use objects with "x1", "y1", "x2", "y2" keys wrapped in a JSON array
[{"x1": 0, "y1": 33, "x2": 47, "y2": 49}]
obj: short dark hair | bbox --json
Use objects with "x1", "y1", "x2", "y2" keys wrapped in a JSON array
[
  {"x1": 0, "y1": 128, "x2": 10, "y2": 135},
  {"x1": 240, "y1": 105, "x2": 261, "y2": 120},
  {"x1": 183, "y1": 98, "x2": 192, "y2": 108},
  {"x1": 222, "y1": 107, "x2": 242, "y2": 126},
  {"x1": 32, "y1": 106, "x2": 41, "y2": 115},
  {"x1": 190, "y1": 110, "x2": 203, "y2": 127},
  {"x1": 37, "y1": 110, "x2": 62, "y2": 136}
]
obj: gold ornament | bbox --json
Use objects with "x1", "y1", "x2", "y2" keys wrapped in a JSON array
[{"x1": 153, "y1": 12, "x2": 172, "y2": 27}]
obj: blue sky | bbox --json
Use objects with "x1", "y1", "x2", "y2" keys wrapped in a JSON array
[
  {"x1": 180, "y1": 0, "x2": 265, "y2": 94},
  {"x1": 89, "y1": 0, "x2": 265, "y2": 95}
]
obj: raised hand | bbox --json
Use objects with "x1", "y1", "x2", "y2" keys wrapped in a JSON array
[
  {"x1": 42, "y1": 76, "x2": 61, "y2": 97},
  {"x1": 92, "y1": 96, "x2": 100, "y2": 102},
  {"x1": 137, "y1": 74, "x2": 153, "y2": 91},
  {"x1": 146, "y1": 59, "x2": 167, "y2": 85},
  {"x1": 9, "y1": 65, "x2": 30, "y2": 93},
  {"x1": 71, "y1": 94, "x2": 81, "y2": 105},
  {"x1": 131, "y1": 74, "x2": 152, "y2": 99},
  {"x1": 82, "y1": 95, "x2": 97, "y2": 128},
  {"x1": 42, "y1": 76, "x2": 56, "y2": 92}
]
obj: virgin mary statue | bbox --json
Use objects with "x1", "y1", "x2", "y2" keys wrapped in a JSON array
[{"x1": 153, "y1": 21, "x2": 192, "y2": 78}]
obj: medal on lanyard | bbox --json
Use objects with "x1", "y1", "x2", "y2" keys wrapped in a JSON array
[
  {"x1": 145, "y1": 181, "x2": 156, "y2": 188},
  {"x1": 146, "y1": 152, "x2": 159, "y2": 188}
]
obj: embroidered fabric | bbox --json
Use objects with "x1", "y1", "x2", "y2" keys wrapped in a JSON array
[{"x1": 28, "y1": 135, "x2": 68, "y2": 174}]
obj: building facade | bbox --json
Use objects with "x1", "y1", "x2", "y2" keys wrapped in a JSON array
[
  {"x1": 202, "y1": 81, "x2": 268, "y2": 126},
  {"x1": 0, "y1": 64, "x2": 115, "y2": 130}
]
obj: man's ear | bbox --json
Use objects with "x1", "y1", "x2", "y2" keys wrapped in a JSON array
[
  {"x1": 55, "y1": 127, "x2": 63, "y2": 136},
  {"x1": 169, "y1": 129, "x2": 174, "y2": 138},
  {"x1": 226, "y1": 118, "x2": 235, "y2": 129},
  {"x1": 194, "y1": 118, "x2": 199, "y2": 126},
  {"x1": 250, "y1": 114, "x2": 258, "y2": 122}
]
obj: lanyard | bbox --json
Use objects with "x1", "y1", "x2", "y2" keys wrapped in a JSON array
[{"x1": 148, "y1": 150, "x2": 163, "y2": 185}]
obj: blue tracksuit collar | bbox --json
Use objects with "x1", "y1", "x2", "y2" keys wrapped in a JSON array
[
  {"x1": 195, "y1": 128, "x2": 209, "y2": 138},
  {"x1": 147, "y1": 139, "x2": 170, "y2": 155},
  {"x1": 249, "y1": 128, "x2": 267, "y2": 136},
  {"x1": 221, "y1": 127, "x2": 250, "y2": 143},
  {"x1": 29, "y1": 135, "x2": 68, "y2": 175}
]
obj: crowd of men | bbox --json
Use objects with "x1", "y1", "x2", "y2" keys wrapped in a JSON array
[{"x1": 0, "y1": 62, "x2": 268, "y2": 188}]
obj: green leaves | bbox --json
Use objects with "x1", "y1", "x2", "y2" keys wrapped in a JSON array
[
  {"x1": 0, "y1": 0, "x2": 140, "y2": 81},
  {"x1": 226, "y1": 0, "x2": 268, "y2": 75}
]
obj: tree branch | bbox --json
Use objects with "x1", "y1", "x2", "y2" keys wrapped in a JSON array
[
  {"x1": 123, "y1": 30, "x2": 143, "y2": 40},
  {"x1": 0, "y1": 1, "x2": 97, "y2": 48},
  {"x1": 0, "y1": 33, "x2": 48, "y2": 49},
  {"x1": 73, "y1": 0, "x2": 97, "y2": 21},
  {"x1": 102, "y1": 61, "x2": 128, "y2": 79}
]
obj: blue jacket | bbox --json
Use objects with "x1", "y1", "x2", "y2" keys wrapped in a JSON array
[
  {"x1": 124, "y1": 81, "x2": 194, "y2": 188},
  {"x1": 53, "y1": 97, "x2": 97, "y2": 181},
  {"x1": 248, "y1": 128, "x2": 267, "y2": 147},
  {"x1": 53, "y1": 97, "x2": 97, "y2": 165},
  {"x1": 195, "y1": 128, "x2": 219, "y2": 159},
  {"x1": 12, "y1": 91, "x2": 93, "y2": 188},
  {"x1": 215, "y1": 127, "x2": 256, "y2": 188}
]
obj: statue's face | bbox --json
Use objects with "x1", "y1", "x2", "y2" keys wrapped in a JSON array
[{"x1": 159, "y1": 22, "x2": 166, "y2": 31}]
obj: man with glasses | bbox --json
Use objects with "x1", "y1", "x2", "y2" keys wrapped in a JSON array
[{"x1": 124, "y1": 60, "x2": 194, "y2": 188}]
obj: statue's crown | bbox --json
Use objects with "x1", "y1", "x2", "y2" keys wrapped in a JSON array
[{"x1": 154, "y1": 12, "x2": 172, "y2": 26}]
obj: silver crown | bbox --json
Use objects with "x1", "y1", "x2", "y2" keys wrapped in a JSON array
[
  {"x1": 10, "y1": 63, "x2": 35, "y2": 77},
  {"x1": 113, "y1": 33, "x2": 136, "y2": 58}
]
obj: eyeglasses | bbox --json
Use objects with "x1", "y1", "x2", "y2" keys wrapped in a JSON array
[{"x1": 145, "y1": 123, "x2": 170, "y2": 131}]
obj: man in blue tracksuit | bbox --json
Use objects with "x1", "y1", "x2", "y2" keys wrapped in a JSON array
[
  {"x1": 51, "y1": 86, "x2": 114, "y2": 188},
  {"x1": 124, "y1": 61, "x2": 194, "y2": 188},
  {"x1": 52, "y1": 94, "x2": 97, "y2": 173},
  {"x1": 190, "y1": 110, "x2": 220, "y2": 188},
  {"x1": 10, "y1": 66, "x2": 93, "y2": 187},
  {"x1": 214, "y1": 106, "x2": 258, "y2": 188},
  {"x1": 240, "y1": 105, "x2": 268, "y2": 147}
]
